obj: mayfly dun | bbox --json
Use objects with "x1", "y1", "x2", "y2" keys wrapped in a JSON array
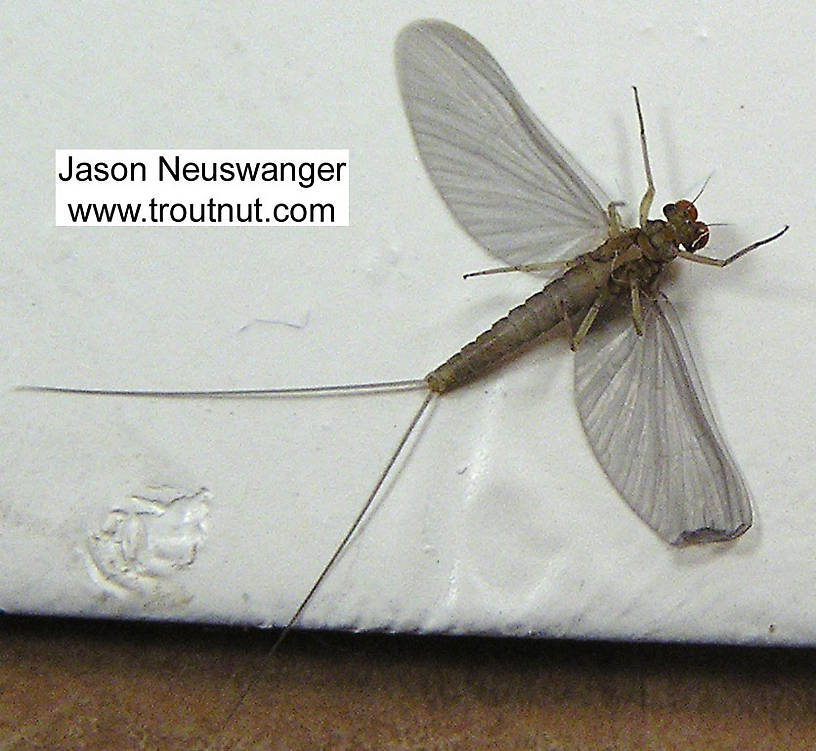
[{"x1": 23, "y1": 20, "x2": 787, "y2": 644}]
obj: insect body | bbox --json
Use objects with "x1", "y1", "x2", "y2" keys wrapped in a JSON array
[
  {"x1": 396, "y1": 19, "x2": 785, "y2": 552},
  {"x1": 425, "y1": 200, "x2": 704, "y2": 394},
  {"x1": 23, "y1": 20, "x2": 787, "y2": 642}
]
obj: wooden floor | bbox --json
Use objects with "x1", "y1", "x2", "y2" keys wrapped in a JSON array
[{"x1": 1, "y1": 615, "x2": 814, "y2": 750}]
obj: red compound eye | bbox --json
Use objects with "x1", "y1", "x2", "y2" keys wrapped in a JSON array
[
  {"x1": 675, "y1": 199, "x2": 698, "y2": 222},
  {"x1": 692, "y1": 221, "x2": 710, "y2": 250}
]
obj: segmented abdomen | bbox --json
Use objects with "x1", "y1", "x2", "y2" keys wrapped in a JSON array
[{"x1": 425, "y1": 266, "x2": 603, "y2": 393}]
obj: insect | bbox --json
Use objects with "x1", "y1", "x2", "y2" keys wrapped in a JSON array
[{"x1": 24, "y1": 20, "x2": 787, "y2": 645}]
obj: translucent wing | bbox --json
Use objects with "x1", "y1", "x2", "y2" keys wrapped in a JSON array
[
  {"x1": 574, "y1": 295, "x2": 751, "y2": 545},
  {"x1": 396, "y1": 19, "x2": 611, "y2": 270}
]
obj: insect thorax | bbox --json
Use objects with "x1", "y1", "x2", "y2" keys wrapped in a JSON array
[
  {"x1": 641, "y1": 219, "x2": 682, "y2": 263},
  {"x1": 586, "y1": 228, "x2": 665, "y2": 296}
]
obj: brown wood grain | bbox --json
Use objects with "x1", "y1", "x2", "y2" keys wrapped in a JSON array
[{"x1": 1, "y1": 616, "x2": 814, "y2": 750}]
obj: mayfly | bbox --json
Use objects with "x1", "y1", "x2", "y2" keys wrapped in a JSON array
[{"x1": 24, "y1": 20, "x2": 786, "y2": 642}]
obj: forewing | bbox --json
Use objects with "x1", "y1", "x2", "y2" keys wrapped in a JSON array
[
  {"x1": 573, "y1": 295, "x2": 751, "y2": 545},
  {"x1": 396, "y1": 20, "x2": 611, "y2": 271}
]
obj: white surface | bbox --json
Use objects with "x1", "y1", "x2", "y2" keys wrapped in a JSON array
[{"x1": 2, "y1": 0, "x2": 815, "y2": 644}]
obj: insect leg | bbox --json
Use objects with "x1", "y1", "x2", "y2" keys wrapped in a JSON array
[
  {"x1": 572, "y1": 291, "x2": 609, "y2": 351},
  {"x1": 677, "y1": 225, "x2": 789, "y2": 268},
  {"x1": 607, "y1": 201, "x2": 625, "y2": 237},
  {"x1": 463, "y1": 261, "x2": 566, "y2": 279},
  {"x1": 557, "y1": 299, "x2": 576, "y2": 345},
  {"x1": 630, "y1": 279, "x2": 644, "y2": 335},
  {"x1": 632, "y1": 87, "x2": 655, "y2": 228}
]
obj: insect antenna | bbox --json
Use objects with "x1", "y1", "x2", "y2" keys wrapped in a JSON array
[{"x1": 689, "y1": 174, "x2": 713, "y2": 206}]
